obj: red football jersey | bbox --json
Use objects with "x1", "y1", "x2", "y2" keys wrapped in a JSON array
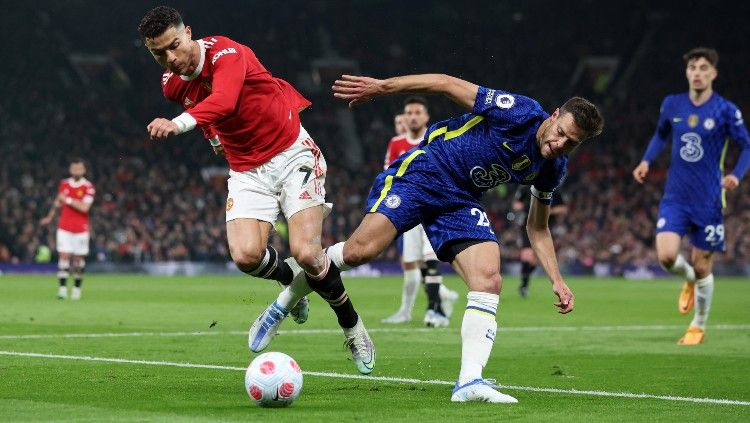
[
  {"x1": 58, "y1": 177, "x2": 95, "y2": 233},
  {"x1": 162, "y1": 36, "x2": 311, "y2": 171},
  {"x1": 384, "y1": 133, "x2": 422, "y2": 169}
]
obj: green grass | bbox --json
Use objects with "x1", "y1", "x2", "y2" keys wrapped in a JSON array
[{"x1": 1, "y1": 274, "x2": 749, "y2": 422}]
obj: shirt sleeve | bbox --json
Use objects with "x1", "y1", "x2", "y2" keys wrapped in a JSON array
[
  {"x1": 473, "y1": 86, "x2": 540, "y2": 127},
  {"x1": 186, "y1": 39, "x2": 248, "y2": 126},
  {"x1": 724, "y1": 103, "x2": 750, "y2": 179},
  {"x1": 531, "y1": 159, "x2": 568, "y2": 205},
  {"x1": 82, "y1": 184, "x2": 95, "y2": 204},
  {"x1": 642, "y1": 97, "x2": 672, "y2": 163}
]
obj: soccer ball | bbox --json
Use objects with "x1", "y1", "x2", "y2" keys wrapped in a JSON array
[{"x1": 244, "y1": 352, "x2": 303, "y2": 407}]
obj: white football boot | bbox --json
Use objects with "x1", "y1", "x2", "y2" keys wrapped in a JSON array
[
  {"x1": 57, "y1": 286, "x2": 67, "y2": 300},
  {"x1": 451, "y1": 379, "x2": 518, "y2": 403},
  {"x1": 424, "y1": 309, "x2": 450, "y2": 328},
  {"x1": 248, "y1": 301, "x2": 288, "y2": 353},
  {"x1": 381, "y1": 310, "x2": 411, "y2": 324},
  {"x1": 343, "y1": 318, "x2": 375, "y2": 374},
  {"x1": 70, "y1": 287, "x2": 81, "y2": 301}
]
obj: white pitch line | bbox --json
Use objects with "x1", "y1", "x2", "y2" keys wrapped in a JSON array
[
  {"x1": 0, "y1": 350, "x2": 748, "y2": 407},
  {"x1": 1, "y1": 324, "x2": 749, "y2": 340}
]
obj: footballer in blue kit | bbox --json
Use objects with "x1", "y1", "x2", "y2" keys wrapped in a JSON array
[
  {"x1": 633, "y1": 47, "x2": 750, "y2": 345},
  {"x1": 331, "y1": 72, "x2": 603, "y2": 403}
]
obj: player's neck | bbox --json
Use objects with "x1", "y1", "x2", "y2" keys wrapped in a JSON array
[
  {"x1": 408, "y1": 128, "x2": 426, "y2": 141},
  {"x1": 689, "y1": 87, "x2": 713, "y2": 106}
]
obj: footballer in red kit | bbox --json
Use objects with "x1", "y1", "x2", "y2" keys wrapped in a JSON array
[
  {"x1": 379, "y1": 98, "x2": 457, "y2": 327},
  {"x1": 41, "y1": 158, "x2": 95, "y2": 300},
  {"x1": 138, "y1": 6, "x2": 374, "y2": 374}
]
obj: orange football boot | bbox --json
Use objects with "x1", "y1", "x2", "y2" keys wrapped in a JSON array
[
  {"x1": 677, "y1": 326, "x2": 704, "y2": 345},
  {"x1": 678, "y1": 281, "x2": 695, "y2": 315}
]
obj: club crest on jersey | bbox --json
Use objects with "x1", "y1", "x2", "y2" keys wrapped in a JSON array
[
  {"x1": 703, "y1": 118, "x2": 715, "y2": 130},
  {"x1": 226, "y1": 197, "x2": 234, "y2": 211},
  {"x1": 202, "y1": 80, "x2": 212, "y2": 93},
  {"x1": 384, "y1": 194, "x2": 401, "y2": 209},
  {"x1": 470, "y1": 164, "x2": 511, "y2": 189},
  {"x1": 679, "y1": 132, "x2": 704, "y2": 162},
  {"x1": 496, "y1": 94, "x2": 515, "y2": 109},
  {"x1": 183, "y1": 97, "x2": 194, "y2": 107},
  {"x1": 512, "y1": 155, "x2": 531, "y2": 171},
  {"x1": 687, "y1": 114, "x2": 699, "y2": 128}
]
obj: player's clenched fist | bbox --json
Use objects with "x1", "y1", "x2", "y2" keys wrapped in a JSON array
[{"x1": 147, "y1": 118, "x2": 180, "y2": 140}]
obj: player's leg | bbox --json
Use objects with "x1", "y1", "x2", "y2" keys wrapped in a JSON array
[
  {"x1": 678, "y1": 210, "x2": 723, "y2": 345},
  {"x1": 383, "y1": 227, "x2": 422, "y2": 323},
  {"x1": 518, "y1": 244, "x2": 537, "y2": 298},
  {"x1": 70, "y1": 255, "x2": 85, "y2": 300},
  {"x1": 326, "y1": 212, "x2": 399, "y2": 269},
  {"x1": 448, "y1": 241, "x2": 516, "y2": 403},
  {"x1": 227, "y1": 218, "x2": 294, "y2": 285},
  {"x1": 420, "y1": 227, "x2": 454, "y2": 326},
  {"x1": 678, "y1": 247, "x2": 714, "y2": 345},
  {"x1": 655, "y1": 203, "x2": 696, "y2": 314},
  {"x1": 70, "y1": 231, "x2": 90, "y2": 301},
  {"x1": 55, "y1": 229, "x2": 72, "y2": 299}
]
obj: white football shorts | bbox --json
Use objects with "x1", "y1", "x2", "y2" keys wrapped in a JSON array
[
  {"x1": 226, "y1": 125, "x2": 332, "y2": 223},
  {"x1": 56, "y1": 229, "x2": 90, "y2": 256},
  {"x1": 401, "y1": 224, "x2": 437, "y2": 262}
]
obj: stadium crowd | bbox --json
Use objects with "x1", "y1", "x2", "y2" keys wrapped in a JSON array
[{"x1": 2, "y1": 1, "x2": 749, "y2": 274}]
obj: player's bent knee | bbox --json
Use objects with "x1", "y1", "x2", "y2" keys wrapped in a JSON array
[
  {"x1": 230, "y1": 246, "x2": 265, "y2": 270},
  {"x1": 292, "y1": 246, "x2": 324, "y2": 270},
  {"x1": 656, "y1": 253, "x2": 677, "y2": 269}
]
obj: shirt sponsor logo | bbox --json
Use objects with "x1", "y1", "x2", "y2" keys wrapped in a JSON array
[
  {"x1": 688, "y1": 114, "x2": 699, "y2": 128},
  {"x1": 470, "y1": 164, "x2": 511, "y2": 189},
  {"x1": 211, "y1": 47, "x2": 237, "y2": 65},
  {"x1": 703, "y1": 118, "x2": 715, "y2": 130},
  {"x1": 679, "y1": 132, "x2": 704, "y2": 162},
  {"x1": 512, "y1": 155, "x2": 531, "y2": 171},
  {"x1": 384, "y1": 194, "x2": 401, "y2": 209},
  {"x1": 484, "y1": 89, "x2": 496, "y2": 105},
  {"x1": 496, "y1": 94, "x2": 515, "y2": 109}
]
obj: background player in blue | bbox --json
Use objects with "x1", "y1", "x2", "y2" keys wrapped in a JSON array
[
  {"x1": 632, "y1": 48, "x2": 750, "y2": 345},
  {"x1": 330, "y1": 73, "x2": 603, "y2": 403}
]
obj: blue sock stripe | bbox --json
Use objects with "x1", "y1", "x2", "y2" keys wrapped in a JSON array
[{"x1": 466, "y1": 305, "x2": 496, "y2": 316}]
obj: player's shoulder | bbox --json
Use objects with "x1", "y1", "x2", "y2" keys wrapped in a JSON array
[
  {"x1": 389, "y1": 134, "x2": 408, "y2": 143},
  {"x1": 711, "y1": 92, "x2": 740, "y2": 112},
  {"x1": 202, "y1": 35, "x2": 245, "y2": 65},
  {"x1": 661, "y1": 92, "x2": 687, "y2": 108}
]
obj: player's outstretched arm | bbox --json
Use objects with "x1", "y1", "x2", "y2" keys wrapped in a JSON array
[
  {"x1": 527, "y1": 194, "x2": 574, "y2": 314},
  {"x1": 332, "y1": 74, "x2": 479, "y2": 110}
]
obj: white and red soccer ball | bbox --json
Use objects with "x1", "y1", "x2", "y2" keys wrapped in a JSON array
[{"x1": 245, "y1": 352, "x2": 303, "y2": 407}]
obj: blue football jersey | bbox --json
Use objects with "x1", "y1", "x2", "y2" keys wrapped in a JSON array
[
  {"x1": 643, "y1": 92, "x2": 750, "y2": 208},
  {"x1": 417, "y1": 87, "x2": 568, "y2": 204}
]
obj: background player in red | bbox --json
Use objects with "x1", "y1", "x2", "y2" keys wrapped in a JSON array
[
  {"x1": 138, "y1": 6, "x2": 374, "y2": 373},
  {"x1": 40, "y1": 158, "x2": 95, "y2": 300},
  {"x1": 381, "y1": 97, "x2": 458, "y2": 326}
]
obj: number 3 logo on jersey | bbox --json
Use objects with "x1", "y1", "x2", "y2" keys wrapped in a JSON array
[{"x1": 679, "y1": 132, "x2": 704, "y2": 162}]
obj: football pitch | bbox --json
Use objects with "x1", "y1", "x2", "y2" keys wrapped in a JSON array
[{"x1": 1, "y1": 274, "x2": 748, "y2": 422}]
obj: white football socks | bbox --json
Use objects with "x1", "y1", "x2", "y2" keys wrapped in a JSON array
[
  {"x1": 458, "y1": 291, "x2": 499, "y2": 385},
  {"x1": 667, "y1": 254, "x2": 696, "y2": 283},
  {"x1": 691, "y1": 274, "x2": 714, "y2": 330},
  {"x1": 398, "y1": 268, "x2": 421, "y2": 316},
  {"x1": 325, "y1": 242, "x2": 353, "y2": 271}
]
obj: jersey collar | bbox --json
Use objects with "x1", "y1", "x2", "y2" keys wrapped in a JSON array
[{"x1": 180, "y1": 39, "x2": 205, "y2": 81}]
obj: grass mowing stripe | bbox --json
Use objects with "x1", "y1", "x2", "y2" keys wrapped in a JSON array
[
  {"x1": 2, "y1": 324, "x2": 749, "y2": 340},
  {"x1": 1, "y1": 350, "x2": 748, "y2": 407}
]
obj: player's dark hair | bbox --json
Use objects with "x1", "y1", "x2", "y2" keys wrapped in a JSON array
[
  {"x1": 560, "y1": 97, "x2": 604, "y2": 139},
  {"x1": 404, "y1": 96, "x2": 428, "y2": 111},
  {"x1": 69, "y1": 157, "x2": 85, "y2": 166},
  {"x1": 138, "y1": 6, "x2": 184, "y2": 39},
  {"x1": 683, "y1": 47, "x2": 719, "y2": 68}
]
